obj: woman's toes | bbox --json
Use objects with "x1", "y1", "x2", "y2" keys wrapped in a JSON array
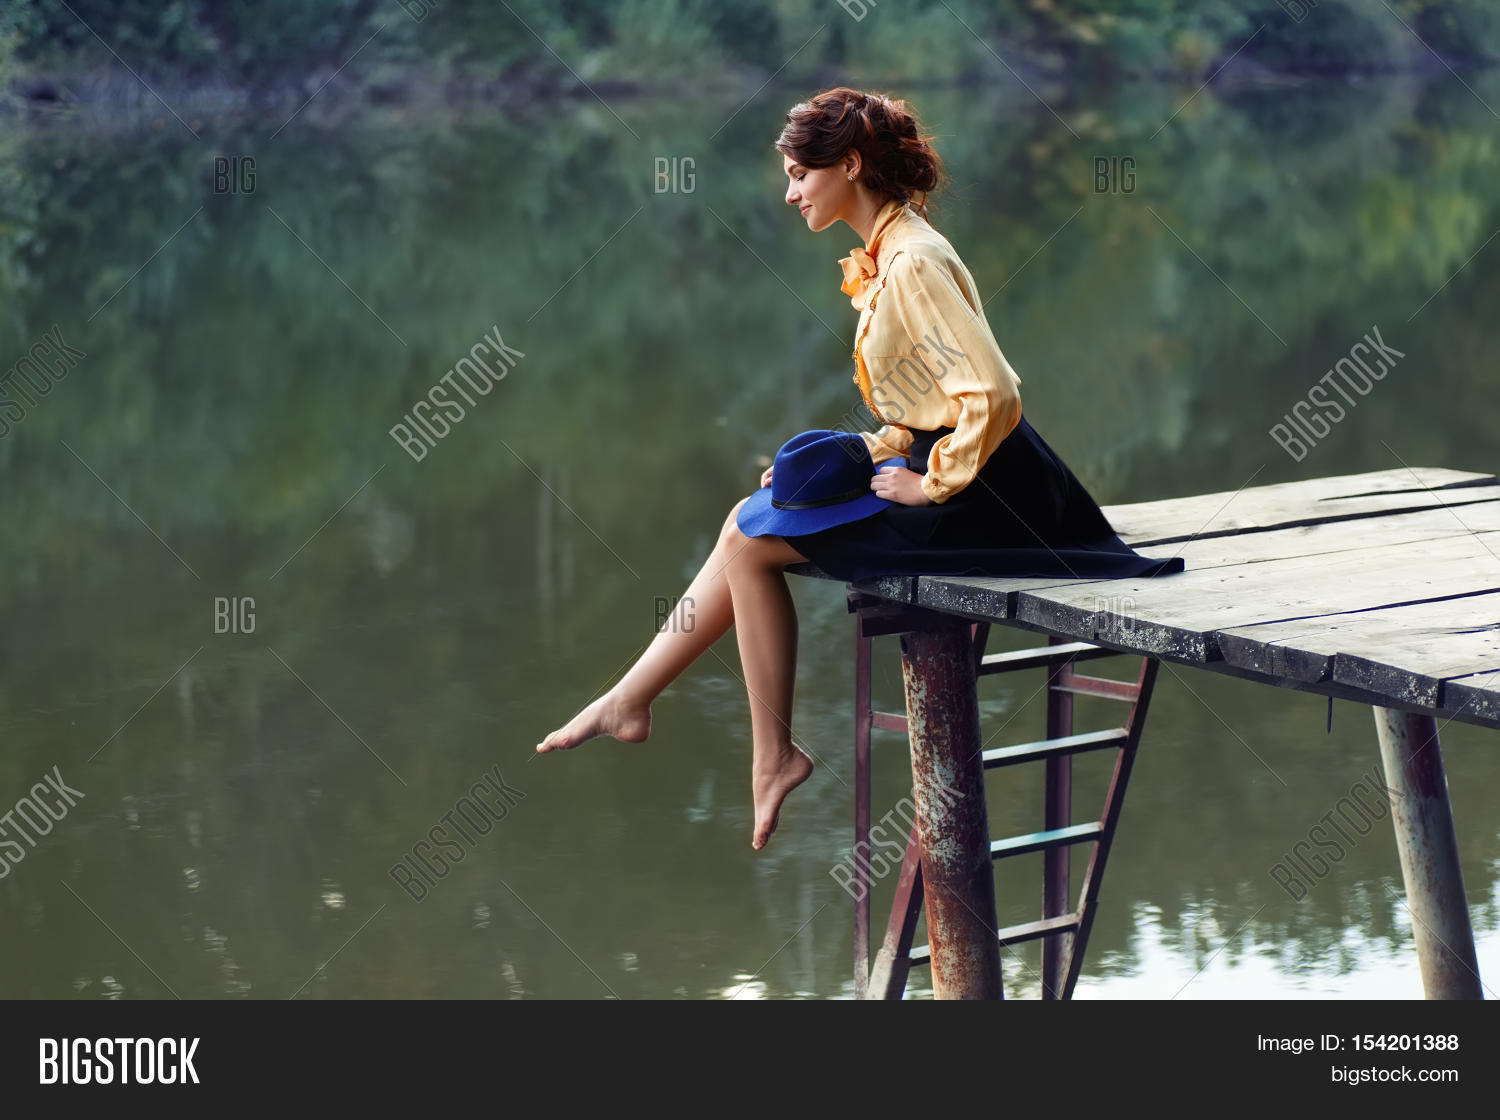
[{"x1": 536, "y1": 694, "x2": 651, "y2": 755}]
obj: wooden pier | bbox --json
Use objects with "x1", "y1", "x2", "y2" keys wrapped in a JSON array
[{"x1": 794, "y1": 466, "x2": 1498, "y2": 999}]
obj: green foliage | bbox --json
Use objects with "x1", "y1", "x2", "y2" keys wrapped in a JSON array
[
  {"x1": 16, "y1": 0, "x2": 210, "y2": 65},
  {"x1": 1414, "y1": 0, "x2": 1500, "y2": 61},
  {"x1": 2, "y1": 0, "x2": 1495, "y2": 92}
]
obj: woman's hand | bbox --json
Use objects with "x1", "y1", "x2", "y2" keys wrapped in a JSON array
[
  {"x1": 871, "y1": 465, "x2": 934, "y2": 507},
  {"x1": 760, "y1": 465, "x2": 773, "y2": 488}
]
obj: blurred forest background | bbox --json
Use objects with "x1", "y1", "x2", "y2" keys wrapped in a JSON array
[{"x1": 2, "y1": 0, "x2": 1498, "y2": 108}]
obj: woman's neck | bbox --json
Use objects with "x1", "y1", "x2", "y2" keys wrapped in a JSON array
[{"x1": 849, "y1": 195, "x2": 897, "y2": 249}]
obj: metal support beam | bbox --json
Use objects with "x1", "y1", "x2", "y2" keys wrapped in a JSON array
[
  {"x1": 1372, "y1": 707, "x2": 1483, "y2": 1000},
  {"x1": 1059, "y1": 657, "x2": 1158, "y2": 998},
  {"x1": 866, "y1": 824, "x2": 924, "y2": 1000},
  {"x1": 898, "y1": 614, "x2": 1003, "y2": 1000},
  {"x1": 852, "y1": 624, "x2": 873, "y2": 1000},
  {"x1": 1042, "y1": 634, "x2": 1074, "y2": 999}
]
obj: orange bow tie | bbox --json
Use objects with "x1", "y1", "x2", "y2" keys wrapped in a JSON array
[{"x1": 839, "y1": 246, "x2": 878, "y2": 303}]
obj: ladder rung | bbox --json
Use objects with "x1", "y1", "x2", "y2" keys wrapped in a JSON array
[
  {"x1": 990, "y1": 822, "x2": 1102, "y2": 860},
  {"x1": 977, "y1": 641, "x2": 1116, "y2": 676},
  {"x1": 907, "y1": 913, "x2": 1080, "y2": 965},
  {"x1": 997, "y1": 912, "x2": 1081, "y2": 946},
  {"x1": 871, "y1": 712, "x2": 908, "y2": 733},
  {"x1": 1050, "y1": 673, "x2": 1141, "y2": 702},
  {"x1": 981, "y1": 727, "x2": 1128, "y2": 769}
]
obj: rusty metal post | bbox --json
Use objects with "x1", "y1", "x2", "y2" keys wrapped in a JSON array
[
  {"x1": 899, "y1": 614, "x2": 1003, "y2": 1000},
  {"x1": 1042, "y1": 635, "x2": 1074, "y2": 999},
  {"x1": 1372, "y1": 707, "x2": 1482, "y2": 1000}
]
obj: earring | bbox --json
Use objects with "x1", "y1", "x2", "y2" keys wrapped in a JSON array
[{"x1": 847, "y1": 174, "x2": 854, "y2": 181}]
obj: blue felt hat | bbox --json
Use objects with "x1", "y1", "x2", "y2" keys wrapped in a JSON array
[{"x1": 737, "y1": 430, "x2": 907, "y2": 538}]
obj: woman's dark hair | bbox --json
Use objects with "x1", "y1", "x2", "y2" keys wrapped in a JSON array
[{"x1": 774, "y1": 87, "x2": 946, "y2": 220}]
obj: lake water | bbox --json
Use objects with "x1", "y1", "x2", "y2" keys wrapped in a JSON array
[{"x1": 2, "y1": 70, "x2": 1498, "y2": 998}]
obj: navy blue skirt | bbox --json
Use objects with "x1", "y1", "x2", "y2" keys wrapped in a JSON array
[{"x1": 780, "y1": 417, "x2": 1186, "y2": 583}]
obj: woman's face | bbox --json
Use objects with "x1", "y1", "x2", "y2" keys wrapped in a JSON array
[{"x1": 783, "y1": 153, "x2": 852, "y2": 233}]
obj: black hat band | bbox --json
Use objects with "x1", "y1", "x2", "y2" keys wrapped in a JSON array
[{"x1": 771, "y1": 483, "x2": 870, "y2": 511}]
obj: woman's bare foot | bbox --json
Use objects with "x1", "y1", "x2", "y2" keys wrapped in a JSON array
[
  {"x1": 751, "y1": 743, "x2": 815, "y2": 850},
  {"x1": 536, "y1": 691, "x2": 651, "y2": 753}
]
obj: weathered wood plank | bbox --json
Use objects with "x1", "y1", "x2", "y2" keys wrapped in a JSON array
[
  {"x1": 1336, "y1": 636, "x2": 1500, "y2": 711},
  {"x1": 854, "y1": 521, "x2": 1500, "y2": 659},
  {"x1": 1218, "y1": 593, "x2": 1500, "y2": 706},
  {"x1": 839, "y1": 491, "x2": 1500, "y2": 618},
  {"x1": 822, "y1": 467, "x2": 1500, "y2": 727},
  {"x1": 908, "y1": 497, "x2": 1500, "y2": 608},
  {"x1": 1012, "y1": 531, "x2": 1500, "y2": 661},
  {"x1": 1102, "y1": 467, "x2": 1496, "y2": 546},
  {"x1": 1442, "y1": 670, "x2": 1500, "y2": 726},
  {"x1": 876, "y1": 577, "x2": 1500, "y2": 726},
  {"x1": 1161, "y1": 496, "x2": 1500, "y2": 565},
  {"x1": 910, "y1": 576, "x2": 1019, "y2": 620},
  {"x1": 807, "y1": 484, "x2": 1499, "y2": 595}
]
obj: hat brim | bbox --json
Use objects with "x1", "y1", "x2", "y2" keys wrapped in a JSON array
[{"x1": 737, "y1": 457, "x2": 909, "y2": 539}]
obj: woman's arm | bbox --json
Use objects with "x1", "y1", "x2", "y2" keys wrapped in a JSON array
[{"x1": 866, "y1": 251, "x2": 1022, "y2": 504}]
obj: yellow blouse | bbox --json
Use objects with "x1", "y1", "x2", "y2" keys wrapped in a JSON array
[{"x1": 840, "y1": 199, "x2": 1023, "y2": 505}]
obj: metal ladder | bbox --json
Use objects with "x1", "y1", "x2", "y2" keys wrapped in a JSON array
[{"x1": 849, "y1": 592, "x2": 1160, "y2": 1000}]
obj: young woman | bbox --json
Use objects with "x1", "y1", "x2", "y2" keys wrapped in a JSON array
[{"x1": 537, "y1": 88, "x2": 1184, "y2": 850}]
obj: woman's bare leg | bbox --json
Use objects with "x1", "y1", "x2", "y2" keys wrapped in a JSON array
[
  {"x1": 536, "y1": 498, "x2": 814, "y2": 849},
  {"x1": 721, "y1": 528, "x2": 814, "y2": 850},
  {"x1": 536, "y1": 498, "x2": 749, "y2": 752}
]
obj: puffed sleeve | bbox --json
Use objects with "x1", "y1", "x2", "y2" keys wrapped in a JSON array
[
  {"x1": 861, "y1": 423, "x2": 912, "y2": 464},
  {"x1": 872, "y1": 252, "x2": 1022, "y2": 504}
]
